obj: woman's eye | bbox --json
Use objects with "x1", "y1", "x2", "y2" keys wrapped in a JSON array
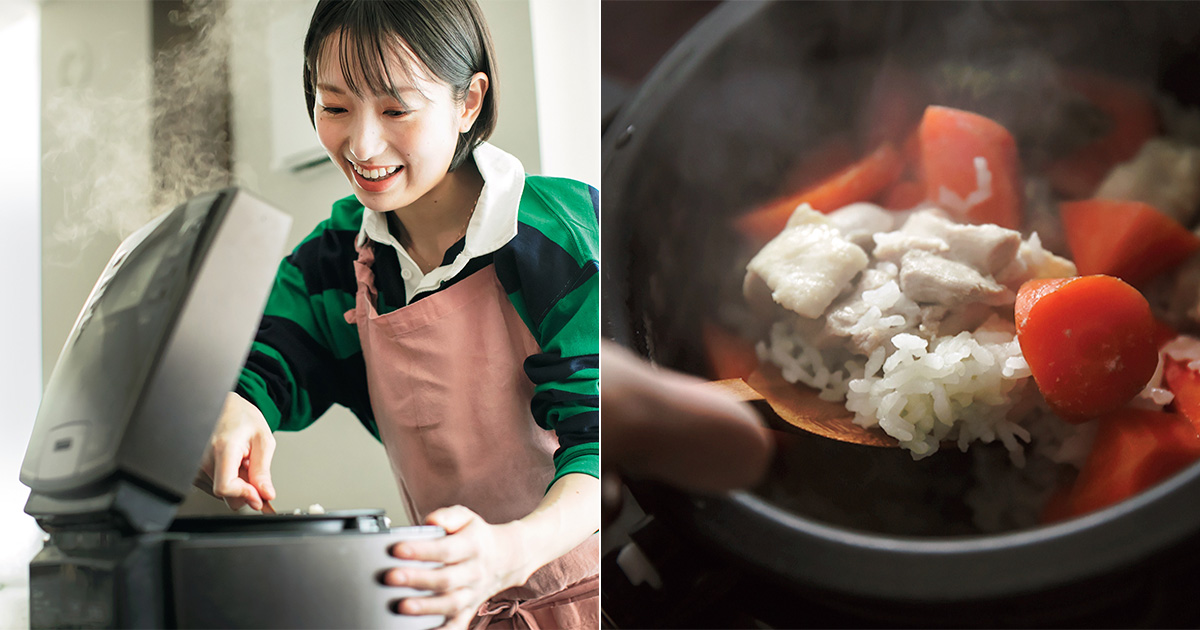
[
  {"x1": 383, "y1": 109, "x2": 410, "y2": 118},
  {"x1": 321, "y1": 106, "x2": 347, "y2": 114}
]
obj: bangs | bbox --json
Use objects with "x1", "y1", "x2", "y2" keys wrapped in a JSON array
[{"x1": 319, "y1": 26, "x2": 423, "y2": 107}]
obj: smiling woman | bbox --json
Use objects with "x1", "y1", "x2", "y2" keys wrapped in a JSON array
[{"x1": 195, "y1": 2, "x2": 600, "y2": 628}]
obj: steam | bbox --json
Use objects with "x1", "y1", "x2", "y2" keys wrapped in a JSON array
[
  {"x1": 43, "y1": 90, "x2": 158, "y2": 243},
  {"x1": 44, "y1": 0, "x2": 234, "y2": 244},
  {"x1": 150, "y1": 0, "x2": 233, "y2": 213}
]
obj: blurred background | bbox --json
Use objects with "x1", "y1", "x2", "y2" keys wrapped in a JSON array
[{"x1": 0, "y1": 0, "x2": 598, "y2": 625}]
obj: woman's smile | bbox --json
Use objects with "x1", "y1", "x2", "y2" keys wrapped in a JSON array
[{"x1": 349, "y1": 160, "x2": 404, "y2": 192}]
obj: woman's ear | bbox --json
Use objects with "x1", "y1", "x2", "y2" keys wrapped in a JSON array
[{"x1": 459, "y1": 72, "x2": 489, "y2": 133}]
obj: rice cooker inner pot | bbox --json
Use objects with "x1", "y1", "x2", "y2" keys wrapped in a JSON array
[{"x1": 602, "y1": 0, "x2": 1200, "y2": 611}]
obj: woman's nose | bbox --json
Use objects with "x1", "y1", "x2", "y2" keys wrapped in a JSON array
[{"x1": 349, "y1": 114, "x2": 386, "y2": 161}]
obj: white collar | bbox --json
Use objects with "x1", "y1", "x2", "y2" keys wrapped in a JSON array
[{"x1": 356, "y1": 142, "x2": 524, "y2": 298}]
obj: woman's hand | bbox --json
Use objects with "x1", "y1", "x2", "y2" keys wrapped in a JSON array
[
  {"x1": 601, "y1": 341, "x2": 774, "y2": 492},
  {"x1": 383, "y1": 506, "x2": 532, "y2": 630},
  {"x1": 601, "y1": 341, "x2": 775, "y2": 525},
  {"x1": 193, "y1": 392, "x2": 277, "y2": 512}
]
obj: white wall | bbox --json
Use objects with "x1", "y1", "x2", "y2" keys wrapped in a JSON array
[
  {"x1": 0, "y1": 3, "x2": 44, "y2": 626},
  {"x1": 530, "y1": 0, "x2": 601, "y2": 187},
  {"x1": 478, "y1": 0, "x2": 542, "y2": 173},
  {"x1": 39, "y1": 0, "x2": 152, "y2": 380}
]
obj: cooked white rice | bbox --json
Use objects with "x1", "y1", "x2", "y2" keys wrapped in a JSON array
[
  {"x1": 762, "y1": 317, "x2": 1034, "y2": 461},
  {"x1": 967, "y1": 410, "x2": 1096, "y2": 532}
]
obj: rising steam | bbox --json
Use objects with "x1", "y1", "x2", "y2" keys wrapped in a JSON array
[{"x1": 44, "y1": 0, "x2": 233, "y2": 245}]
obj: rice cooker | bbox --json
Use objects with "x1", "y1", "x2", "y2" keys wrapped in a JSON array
[
  {"x1": 21, "y1": 188, "x2": 444, "y2": 629},
  {"x1": 600, "y1": 1, "x2": 1200, "y2": 626}
]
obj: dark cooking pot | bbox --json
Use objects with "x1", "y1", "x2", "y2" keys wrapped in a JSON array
[{"x1": 601, "y1": 1, "x2": 1200, "y2": 626}]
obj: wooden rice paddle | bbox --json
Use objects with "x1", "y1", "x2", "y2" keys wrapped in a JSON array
[{"x1": 707, "y1": 361, "x2": 899, "y2": 447}]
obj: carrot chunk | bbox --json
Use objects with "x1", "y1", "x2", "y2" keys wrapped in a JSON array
[
  {"x1": 918, "y1": 105, "x2": 1023, "y2": 230},
  {"x1": 1165, "y1": 358, "x2": 1200, "y2": 435},
  {"x1": 1015, "y1": 275, "x2": 1159, "y2": 421},
  {"x1": 878, "y1": 179, "x2": 926, "y2": 210},
  {"x1": 876, "y1": 128, "x2": 927, "y2": 209},
  {"x1": 1060, "y1": 199, "x2": 1200, "y2": 287},
  {"x1": 1041, "y1": 408, "x2": 1200, "y2": 523},
  {"x1": 1153, "y1": 320, "x2": 1179, "y2": 351},
  {"x1": 733, "y1": 142, "x2": 903, "y2": 244}
]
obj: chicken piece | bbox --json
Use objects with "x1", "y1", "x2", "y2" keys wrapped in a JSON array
[
  {"x1": 899, "y1": 249, "x2": 1011, "y2": 307},
  {"x1": 994, "y1": 234, "x2": 1077, "y2": 290},
  {"x1": 825, "y1": 267, "x2": 917, "y2": 355},
  {"x1": 743, "y1": 269, "x2": 787, "y2": 323},
  {"x1": 920, "y1": 302, "x2": 1001, "y2": 337},
  {"x1": 1094, "y1": 137, "x2": 1200, "y2": 226},
  {"x1": 916, "y1": 304, "x2": 949, "y2": 337},
  {"x1": 872, "y1": 231, "x2": 948, "y2": 264},
  {"x1": 826, "y1": 202, "x2": 897, "y2": 251},
  {"x1": 900, "y1": 210, "x2": 1022, "y2": 275},
  {"x1": 826, "y1": 305, "x2": 891, "y2": 355},
  {"x1": 746, "y1": 206, "x2": 869, "y2": 318}
]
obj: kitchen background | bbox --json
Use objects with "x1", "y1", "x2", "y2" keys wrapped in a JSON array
[{"x1": 0, "y1": 0, "x2": 599, "y2": 626}]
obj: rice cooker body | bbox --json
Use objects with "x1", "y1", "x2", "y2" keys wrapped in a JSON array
[
  {"x1": 601, "y1": 0, "x2": 1200, "y2": 617},
  {"x1": 27, "y1": 514, "x2": 446, "y2": 629}
]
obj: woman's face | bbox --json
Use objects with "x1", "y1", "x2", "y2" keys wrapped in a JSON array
[{"x1": 312, "y1": 32, "x2": 482, "y2": 213}]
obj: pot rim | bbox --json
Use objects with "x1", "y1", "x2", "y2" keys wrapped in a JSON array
[{"x1": 651, "y1": 458, "x2": 1200, "y2": 600}]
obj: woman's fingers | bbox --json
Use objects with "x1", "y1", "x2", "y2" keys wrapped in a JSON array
[
  {"x1": 390, "y1": 506, "x2": 481, "y2": 564},
  {"x1": 382, "y1": 561, "x2": 478, "y2": 593},
  {"x1": 423, "y1": 505, "x2": 476, "y2": 533},
  {"x1": 247, "y1": 430, "x2": 277, "y2": 502},
  {"x1": 200, "y1": 392, "x2": 277, "y2": 512},
  {"x1": 195, "y1": 468, "x2": 248, "y2": 511},
  {"x1": 390, "y1": 532, "x2": 474, "y2": 565},
  {"x1": 197, "y1": 454, "x2": 262, "y2": 512},
  {"x1": 601, "y1": 341, "x2": 775, "y2": 493},
  {"x1": 396, "y1": 587, "x2": 475, "y2": 617},
  {"x1": 213, "y1": 444, "x2": 263, "y2": 510}
]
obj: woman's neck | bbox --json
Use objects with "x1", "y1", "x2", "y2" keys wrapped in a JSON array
[{"x1": 389, "y1": 159, "x2": 485, "y2": 274}]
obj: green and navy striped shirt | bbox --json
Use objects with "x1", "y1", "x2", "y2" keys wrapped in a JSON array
[{"x1": 234, "y1": 144, "x2": 599, "y2": 487}]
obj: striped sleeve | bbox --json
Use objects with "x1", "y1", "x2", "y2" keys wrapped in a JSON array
[
  {"x1": 234, "y1": 196, "x2": 378, "y2": 439},
  {"x1": 495, "y1": 177, "x2": 600, "y2": 488}
]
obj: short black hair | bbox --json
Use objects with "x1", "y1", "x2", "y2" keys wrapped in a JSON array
[{"x1": 303, "y1": 0, "x2": 498, "y2": 171}]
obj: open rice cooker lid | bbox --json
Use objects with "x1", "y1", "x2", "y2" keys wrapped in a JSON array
[
  {"x1": 602, "y1": 0, "x2": 1200, "y2": 603},
  {"x1": 20, "y1": 188, "x2": 292, "y2": 534}
]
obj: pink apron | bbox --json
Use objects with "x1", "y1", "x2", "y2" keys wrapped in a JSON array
[{"x1": 346, "y1": 242, "x2": 599, "y2": 629}]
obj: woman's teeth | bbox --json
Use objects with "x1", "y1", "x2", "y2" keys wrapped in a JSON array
[{"x1": 352, "y1": 163, "x2": 399, "y2": 181}]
